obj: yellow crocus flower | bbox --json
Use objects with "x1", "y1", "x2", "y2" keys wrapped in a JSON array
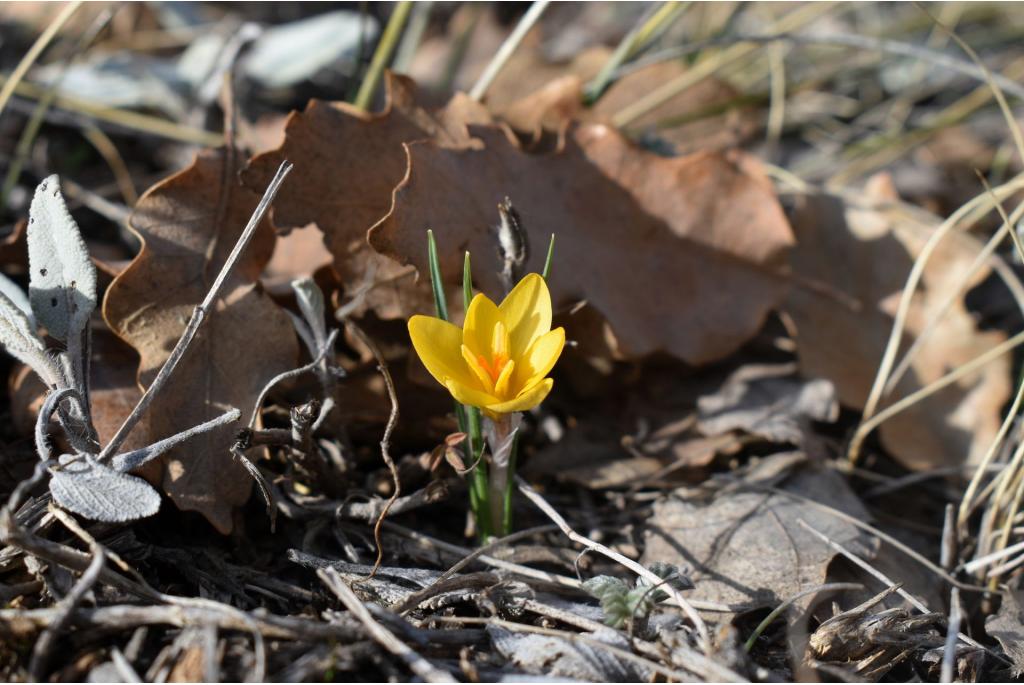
[{"x1": 409, "y1": 273, "x2": 564, "y2": 416}]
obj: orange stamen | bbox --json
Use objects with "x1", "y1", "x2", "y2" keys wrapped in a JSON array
[{"x1": 477, "y1": 352, "x2": 509, "y2": 383}]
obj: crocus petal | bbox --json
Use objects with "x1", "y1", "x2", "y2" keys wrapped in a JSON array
[
  {"x1": 499, "y1": 273, "x2": 551, "y2": 358},
  {"x1": 463, "y1": 292, "x2": 503, "y2": 359},
  {"x1": 446, "y1": 378, "x2": 499, "y2": 410},
  {"x1": 408, "y1": 315, "x2": 474, "y2": 389},
  {"x1": 487, "y1": 378, "x2": 554, "y2": 414},
  {"x1": 513, "y1": 327, "x2": 565, "y2": 390},
  {"x1": 461, "y1": 344, "x2": 494, "y2": 394}
]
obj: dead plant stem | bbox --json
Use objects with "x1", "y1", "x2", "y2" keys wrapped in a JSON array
[{"x1": 97, "y1": 161, "x2": 293, "y2": 461}]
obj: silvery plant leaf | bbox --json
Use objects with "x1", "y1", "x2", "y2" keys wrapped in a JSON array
[
  {"x1": 50, "y1": 455, "x2": 161, "y2": 523},
  {"x1": 0, "y1": 272, "x2": 34, "y2": 327},
  {"x1": 0, "y1": 287, "x2": 64, "y2": 388},
  {"x1": 291, "y1": 277, "x2": 326, "y2": 346},
  {"x1": 108, "y1": 408, "x2": 241, "y2": 473},
  {"x1": 27, "y1": 175, "x2": 97, "y2": 343},
  {"x1": 240, "y1": 11, "x2": 378, "y2": 88}
]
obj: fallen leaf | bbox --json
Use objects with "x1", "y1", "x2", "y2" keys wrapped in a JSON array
[
  {"x1": 0, "y1": 220, "x2": 27, "y2": 274},
  {"x1": 488, "y1": 624, "x2": 648, "y2": 681},
  {"x1": 987, "y1": 591, "x2": 1024, "y2": 676},
  {"x1": 784, "y1": 192, "x2": 1011, "y2": 469},
  {"x1": 103, "y1": 148, "x2": 298, "y2": 533},
  {"x1": 642, "y1": 454, "x2": 876, "y2": 611},
  {"x1": 697, "y1": 362, "x2": 838, "y2": 445},
  {"x1": 241, "y1": 73, "x2": 490, "y2": 320},
  {"x1": 371, "y1": 124, "x2": 794, "y2": 364},
  {"x1": 499, "y1": 51, "x2": 755, "y2": 155},
  {"x1": 260, "y1": 224, "x2": 333, "y2": 295},
  {"x1": 560, "y1": 455, "x2": 664, "y2": 490}
]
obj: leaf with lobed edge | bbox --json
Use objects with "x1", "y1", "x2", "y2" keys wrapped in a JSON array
[{"x1": 27, "y1": 175, "x2": 97, "y2": 342}]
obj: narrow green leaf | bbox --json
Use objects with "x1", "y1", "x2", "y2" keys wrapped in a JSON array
[
  {"x1": 463, "y1": 251, "x2": 473, "y2": 311},
  {"x1": 426, "y1": 229, "x2": 449, "y2": 321},
  {"x1": 541, "y1": 233, "x2": 555, "y2": 280}
]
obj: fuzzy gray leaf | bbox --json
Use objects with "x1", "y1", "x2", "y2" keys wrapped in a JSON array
[
  {"x1": 50, "y1": 456, "x2": 161, "y2": 522},
  {"x1": 108, "y1": 408, "x2": 241, "y2": 473},
  {"x1": 27, "y1": 175, "x2": 97, "y2": 342},
  {"x1": 0, "y1": 287, "x2": 63, "y2": 387},
  {"x1": 0, "y1": 272, "x2": 33, "y2": 326},
  {"x1": 291, "y1": 277, "x2": 326, "y2": 345}
]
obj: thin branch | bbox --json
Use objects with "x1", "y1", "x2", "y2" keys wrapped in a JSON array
[
  {"x1": 941, "y1": 587, "x2": 961, "y2": 683},
  {"x1": 247, "y1": 329, "x2": 338, "y2": 429},
  {"x1": 98, "y1": 160, "x2": 293, "y2": 461},
  {"x1": 385, "y1": 520, "x2": 742, "y2": 612},
  {"x1": 395, "y1": 524, "x2": 556, "y2": 614},
  {"x1": 30, "y1": 543, "x2": 106, "y2": 679},
  {"x1": 425, "y1": 614, "x2": 743, "y2": 683},
  {"x1": 110, "y1": 408, "x2": 240, "y2": 473},
  {"x1": 318, "y1": 568, "x2": 456, "y2": 683}
]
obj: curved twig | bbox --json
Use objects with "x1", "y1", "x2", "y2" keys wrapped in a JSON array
[{"x1": 344, "y1": 321, "x2": 400, "y2": 579}]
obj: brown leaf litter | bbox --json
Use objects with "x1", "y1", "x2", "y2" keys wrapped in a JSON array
[
  {"x1": 784, "y1": 190, "x2": 1011, "y2": 470},
  {"x1": 241, "y1": 73, "x2": 491, "y2": 320},
  {"x1": 642, "y1": 453, "x2": 877, "y2": 612},
  {"x1": 103, "y1": 148, "x2": 298, "y2": 533},
  {"x1": 371, "y1": 123, "x2": 793, "y2": 364}
]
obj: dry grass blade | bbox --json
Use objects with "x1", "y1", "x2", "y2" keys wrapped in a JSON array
[
  {"x1": 0, "y1": 1, "x2": 83, "y2": 120},
  {"x1": 797, "y1": 519, "x2": 997, "y2": 660},
  {"x1": 853, "y1": 5, "x2": 1024, "y2": 463}
]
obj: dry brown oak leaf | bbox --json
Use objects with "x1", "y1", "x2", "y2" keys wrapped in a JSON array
[
  {"x1": 242, "y1": 73, "x2": 491, "y2": 320},
  {"x1": 497, "y1": 47, "x2": 755, "y2": 155},
  {"x1": 103, "y1": 148, "x2": 298, "y2": 533},
  {"x1": 785, "y1": 191, "x2": 1010, "y2": 470},
  {"x1": 370, "y1": 124, "x2": 794, "y2": 364}
]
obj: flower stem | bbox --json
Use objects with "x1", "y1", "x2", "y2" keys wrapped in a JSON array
[
  {"x1": 457, "y1": 404, "x2": 490, "y2": 541},
  {"x1": 485, "y1": 414, "x2": 521, "y2": 537}
]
